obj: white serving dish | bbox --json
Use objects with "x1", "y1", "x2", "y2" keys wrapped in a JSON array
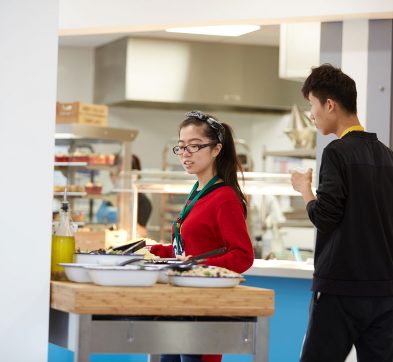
[
  {"x1": 168, "y1": 275, "x2": 241, "y2": 288},
  {"x1": 58, "y1": 263, "x2": 94, "y2": 283},
  {"x1": 158, "y1": 271, "x2": 169, "y2": 284},
  {"x1": 85, "y1": 265, "x2": 160, "y2": 287},
  {"x1": 144, "y1": 264, "x2": 169, "y2": 283},
  {"x1": 75, "y1": 253, "x2": 144, "y2": 266},
  {"x1": 143, "y1": 262, "x2": 182, "y2": 284}
]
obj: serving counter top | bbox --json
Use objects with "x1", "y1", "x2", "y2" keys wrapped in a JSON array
[
  {"x1": 50, "y1": 281, "x2": 274, "y2": 361},
  {"x1": 50, "y1": 281, "x2": 274, "y2": 317},
  {"x1": 245, "y1": 259, "x2": 314, "y2": 279}
]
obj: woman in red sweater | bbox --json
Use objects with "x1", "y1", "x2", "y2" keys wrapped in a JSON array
[{"x1": 151, "y1": 111, "x2": 254, "y2": 362}]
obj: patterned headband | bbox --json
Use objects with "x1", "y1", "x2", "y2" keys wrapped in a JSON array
[{"x1": 185, "y1": 110, "x2": 225, "y2": 143}]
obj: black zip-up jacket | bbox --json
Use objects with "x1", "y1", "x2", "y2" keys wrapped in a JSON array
[{"x1": 307, "y1": 131, "x2": 393, "y2": 296}]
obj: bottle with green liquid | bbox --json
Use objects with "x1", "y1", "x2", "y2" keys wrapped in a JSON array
[{"x1": 51, "y1": 190, "x2": 75, "y2": 280}]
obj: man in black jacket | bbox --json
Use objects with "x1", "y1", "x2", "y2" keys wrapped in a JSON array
[{"x1": 291, "y1": 64, "x2": 393, "y2": 362}]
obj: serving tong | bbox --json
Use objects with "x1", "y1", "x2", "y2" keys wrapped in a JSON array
[
  {"x1": 119, "y1": 246, "x2": 227, "y2": 270},
  {"x1": 112, "y1": 239, "x2": 146, "y2": 254},
  {"x1": 83, "y1": 239, "x2": 147, "y2": 256}
]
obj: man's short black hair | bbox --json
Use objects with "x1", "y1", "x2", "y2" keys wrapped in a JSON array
[{"x1": 302, "y1": 63, "x2": 357, "y2": 114}]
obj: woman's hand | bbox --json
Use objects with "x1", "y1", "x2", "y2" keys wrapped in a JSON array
[{"x1": 176, "y1": 255, "x2": 192, "y2": 262}]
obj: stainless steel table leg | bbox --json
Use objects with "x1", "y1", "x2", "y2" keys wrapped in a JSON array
[
  {"x1": 148, "y1": 355, "x2": 161, "y2": 362},
  {"x1": 68, "y1": 313, "x2": 92, "y2": 362},
  {"x1": 254, "y1": 317, "x2": 269, "y2": 362},
  {"x1": 50, "y1": 310, "x2": 271, "y2": 361}
]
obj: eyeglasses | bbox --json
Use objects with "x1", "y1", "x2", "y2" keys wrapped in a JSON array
[
  {"x1": 185, "y1": 111, "x2": 225, "y2": 143},
  {"x1": 172, "y1": 143, "x2": 216, "y2": 155}
]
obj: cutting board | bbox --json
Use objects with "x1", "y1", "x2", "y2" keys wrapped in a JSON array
[{"x1": 51, "y1": 281, "x2": 274, "y2": 317}]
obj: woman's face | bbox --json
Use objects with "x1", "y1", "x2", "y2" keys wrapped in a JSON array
[{"x1": 178, "y1": 124, "x2": 222, "y2": 177}]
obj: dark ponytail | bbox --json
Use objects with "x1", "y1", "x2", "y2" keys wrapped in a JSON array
[
  {"x1": 179, "y1": 113, "x2": 247, "y2": 217},
  {"x1": 215, "y1": 123, "x2": 247, "y2": 217}
]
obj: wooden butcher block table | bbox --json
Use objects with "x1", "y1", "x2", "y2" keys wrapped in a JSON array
[{"x1": 49, "y1": 281, "x2": 275, "y2": 362}]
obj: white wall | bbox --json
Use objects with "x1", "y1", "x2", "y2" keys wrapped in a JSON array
[
  {"x1": 57, "y1": 46, "x2": 95, "y2": 102},
  {"x1": 109, "y1": 106, "x2": 292, "y2": 171},
  {"x1": 0, "y1": 1, "x2": 58, "y2": 362}
]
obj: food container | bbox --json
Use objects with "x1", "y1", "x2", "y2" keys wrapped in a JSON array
[
  {"x1": 144, "y1": 263, "x2": 170, "y2": 283},
  {"x1": 69, "y1": 154, "x2": 90, "y2": 163},
  {"x1": 143, "y1": 260, "x2": 182, "y2": 284},
  {"x1": 55, "y1": 154, "x2": 70, "y2": 162},
  {"x1": 85, "y1": 265, "x2": 159, "y2": 286},
  {"x1": 167, "y1": 265, "x2": 243, "y2": 288},
  {"x1": 58, "y1": 263, "x2": 94, "y2": 283},
  {"x1": 158, "y1": 270, "x2": 169, "y2": 284},
  {"x1": 168, "y1": 275, "x2": 241, "y2": 288},
  {"x1": 106, "y1": 154, "x2": 115, "y2": 165},
  {"x1": 75, "y1": 253, "x2": 144, "y2": 265},
  {"x1": 88, "y1": 154, "x2": 107, "y2": 165},
  {"x1": 84, "y1": 182, "x2": 102, "y2": 194}
]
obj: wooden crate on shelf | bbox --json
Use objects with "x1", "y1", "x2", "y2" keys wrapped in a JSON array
[{"x1": 56, "y1": 102, "x2": 108, "y2": 127}]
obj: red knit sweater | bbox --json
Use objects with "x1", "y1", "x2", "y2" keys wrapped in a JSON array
[
  {"x1": 151, "y1": 185, "x2": 254, "y2": 274},
  {"x1": 151, "y1": 186, "x2": 254, "y2": 362}
]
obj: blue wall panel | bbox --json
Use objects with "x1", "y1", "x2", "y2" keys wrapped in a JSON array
[
  {"x1": 92, "y1": 354, "x2": 147, "y2": 362},
  {"x1": 48, "y1": 345, "x2": 251, "y2": 362},
  {"x1": 243, "y1": 276, "x2": 312, "y2": 362},
  {"x1": 48, "y1": 344, "x2": 73, "y2": 362}
]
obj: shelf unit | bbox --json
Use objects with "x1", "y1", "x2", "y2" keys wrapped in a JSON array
[
  {"x1": 54, "y1": 162, "x2": 117, "y2": 171},
  {"x1": 54, "y1": 162, "x2": 88, "y2": 167},
  {"x1": 262, "y1": 148, "x2": 316, "y2": 160},
  {"x1": 113, "y1": 170, "x2": 312, "y2": 241},
  {"x1": 54, "y1": 192, "x2": 87, "y2": 197},
  {"x1": 54, "y1": 124, "x2": 138, "y2": 234},
  {"x1": 260, "y1": 146, "x2": 316, "y2": 232}
]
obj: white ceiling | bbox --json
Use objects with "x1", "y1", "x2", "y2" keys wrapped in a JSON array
[{"x1": 58, "y1": 25, "x2": 280, "y2": 48}]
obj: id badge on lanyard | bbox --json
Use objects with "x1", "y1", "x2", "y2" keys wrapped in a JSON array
[{"x1": 172, "y1": 175, "x2": 219, "y2": 257}]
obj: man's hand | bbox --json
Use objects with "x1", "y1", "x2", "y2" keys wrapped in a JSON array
[{"x1": 290, "y1": 168, "x2": 316, "y2": 204}]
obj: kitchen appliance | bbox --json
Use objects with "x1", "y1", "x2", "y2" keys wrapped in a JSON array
[{"x1": 94, "y1": 37, "x2": 306, "y2": 112}]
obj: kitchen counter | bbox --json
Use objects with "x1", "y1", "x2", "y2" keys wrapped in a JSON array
[
  {"x1": 51, "y1": 281, "x2": 274, "y2": 316},
  {"x1": 245, "y1": 259, "x2": 314, "y2": 279},
  {"x1": 49, "y1": 281, "x2": 274, "y2": 362}
]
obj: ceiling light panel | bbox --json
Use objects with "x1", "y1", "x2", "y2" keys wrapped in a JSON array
[{"x1": 166, "y1": 25, "x2": 261, "y2": 37}]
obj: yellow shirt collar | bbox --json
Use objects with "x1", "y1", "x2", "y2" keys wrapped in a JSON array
[{"x1": 340, "y1": 125, "x2": 365, "y2": 139}]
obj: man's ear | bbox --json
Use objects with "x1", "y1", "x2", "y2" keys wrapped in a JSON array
[{"x1": 326, "y1": 98, "x2": 336, "y2": 112}]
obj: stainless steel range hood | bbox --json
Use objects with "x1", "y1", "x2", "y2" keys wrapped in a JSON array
[{"x1": 94, "y1": 37, "x2": 306, "y2": 112}]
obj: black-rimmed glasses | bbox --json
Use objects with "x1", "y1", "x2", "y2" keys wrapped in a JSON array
[{"x1": 173, "y1": 143, "x2": 216, "y2": 155}]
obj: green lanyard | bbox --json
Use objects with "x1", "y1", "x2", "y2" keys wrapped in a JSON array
[{"x1": 173, "y1": 175, "x2": 220, "y2": 255}]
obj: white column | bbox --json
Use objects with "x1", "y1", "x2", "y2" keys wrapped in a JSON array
[
  {"x1": 342, "y1": 20, "x2": 369, "y2": 127},
  {"x1": 316, "y1": 22, "x2": 343, "y2": 181},
  {"x1": 0, "y1": 1, "x2": 58, "y2": 362},
  {"x1": 366, "y1": 20, "x2": 393, "y2": 148}
]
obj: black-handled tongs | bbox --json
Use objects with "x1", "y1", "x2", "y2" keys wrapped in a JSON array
[
  {"x1": 112, "y1": 239, "x2": 146, "y2": 254},
  {"x1": 166, "y1": 246, "x2": 228, "y2": 271},
  {"x1": 119, "y1": 246, "x2": 227, "y2": 268}
]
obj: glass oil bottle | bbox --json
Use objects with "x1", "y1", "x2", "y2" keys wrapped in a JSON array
[{"x1": 51, "y1": 190, "x2": 75, "y2": 280}]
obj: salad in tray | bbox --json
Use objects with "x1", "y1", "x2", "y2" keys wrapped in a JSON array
[{"x1": 167, "y1": 265, "x2": 243, "y2": 279}]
